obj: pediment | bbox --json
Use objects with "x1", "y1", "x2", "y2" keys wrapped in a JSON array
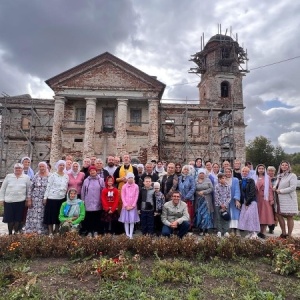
[{"x1": 46, "y1": 52, "x2": 165, "y2": 97}]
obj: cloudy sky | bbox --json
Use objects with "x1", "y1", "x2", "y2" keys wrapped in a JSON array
[{"x1": 0, "y1": 0, "x2": 299, "y2": 153}]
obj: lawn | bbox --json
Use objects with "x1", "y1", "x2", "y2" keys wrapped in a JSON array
[{"x1": 1, "y1": 255, "x2": 300, "y2": 299}]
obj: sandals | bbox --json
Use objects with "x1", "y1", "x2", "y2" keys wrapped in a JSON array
[{"x1": 280, "y1": 233, "x2": 288, "y2": 239}]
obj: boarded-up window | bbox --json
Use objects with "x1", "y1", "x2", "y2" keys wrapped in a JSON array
[
  {"x1": 191, "y1": 120, "x2": 200, "y2": 136},
  {"x1": 130, "y1": 109, "x2": 142, "y2": 126},
  {"x1": 21, "y1": 116, "x2": 31, "y2": 130},
  {"x1": 103, "y1": 109, "x2": 114, "y2": 132},
  {"x1": 164, "y1": 119, "x2": 175, "y2": 136}
]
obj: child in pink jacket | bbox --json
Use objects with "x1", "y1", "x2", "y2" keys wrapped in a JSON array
[{"x1": 118, "y1": 172, "x2": 140, "y2": 238}]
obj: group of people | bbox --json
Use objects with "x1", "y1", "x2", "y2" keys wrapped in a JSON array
[{"x1": 0, "y1": 154, "x2": 298, "y2": 239}]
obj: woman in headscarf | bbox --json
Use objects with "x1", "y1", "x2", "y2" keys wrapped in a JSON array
[
  {"x1": 175, "y1": 163, "x2": 182, "y2": 177},
  {"x1": 0, "y1": 163, "x2": 31, "y2": 234},
  {"x1": 43, "y1": 160, "x2": 69, "y2": 236},
  {"x1": 254, "y1": 164, "x2": 274, "y2": 239},
  {"x1": 194, "y1": 168, "x2": 214, "y2": 235},
  {"x1": 21, "y1": 157, "x2": 35, "y2": 180},
  {"x1": 155, "y1": 161, "x2": 167, "y2": 182},
  {"x1": 267, "y1": 166, "x2": 277, "y2": 234},
  {"x1": 274, "y1": 161, "x2": 298, "y2": 238},
  {"x1": 178, "y1": 165, "x2": 196, "y2": 230},
  {"x1": 224, "y1": 167, "x2": 241, "y2": 236},
  {"x1": 58, "y1": 187, "x2": 85, "y2": 234},
  {"x1": 211, "y1": 163, "x2": 220, "y2": 186},
  {"x1": 24, "y1": 162, "x2": 50, "y2": 234},
  {"x1": 238, "y1": 167, "x2": 260, "y2": 239},
  {"x1": 68, "y1": 161, "x2": 85, "y2": 198},
  {"x1": 81, "y1": 165, "x2": 105, "y2": 237},
  {"x1": 193, "y1": 158, "x2": 203, "y2": 181}
]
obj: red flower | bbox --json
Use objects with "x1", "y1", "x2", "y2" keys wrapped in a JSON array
[{"x1": 113, "y1": 258, "x2": 120, "y2": 264}]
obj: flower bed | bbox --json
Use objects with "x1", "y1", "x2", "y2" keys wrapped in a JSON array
[{"x1": 0, "y1": 233, "x2": 299, "y2": 276}]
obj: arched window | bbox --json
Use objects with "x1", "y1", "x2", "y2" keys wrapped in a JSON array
[{"x1": 221, "y1": 81, "x2": 230, "y2": 98}]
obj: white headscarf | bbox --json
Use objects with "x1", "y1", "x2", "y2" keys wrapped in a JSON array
[
  {"x1": 71, "y1": 162, "x2": 80, "y2": 178},
  {"x1": 37, "y1": 161, "x2": 49, "y2": 176},
  {"x1": 55, "y1": 160, "x2": 66, "y2": 171},
  {"x1": 254, "y1": 164, "x2": 269, "y2": 201}
]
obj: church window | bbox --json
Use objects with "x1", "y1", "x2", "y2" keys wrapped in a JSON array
[
  {"x1": 221, "y1": 81, "x2": 230, "y2": 98},
  {"x1": 130, "y1": 109, "x2": 142, "y2": 126},
  {"x1": 75, "y1": 108, "x2": 86, "y2": 124},
  {"x1": 102, "y1": 109, "x2": 114, "y2": 132}
]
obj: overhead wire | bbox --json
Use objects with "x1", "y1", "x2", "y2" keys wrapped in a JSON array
[{"x1": 166, "y1": 55, "x2": 300, "y2": 88}]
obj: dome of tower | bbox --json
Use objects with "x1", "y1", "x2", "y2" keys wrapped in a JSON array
[{"x1": 207, "y1": 34, "x2": 234, "y2": 43}]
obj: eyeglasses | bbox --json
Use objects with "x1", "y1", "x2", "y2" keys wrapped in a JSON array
[{"x1": 172, "y1": 196, "x2": 181, "y2": 198}]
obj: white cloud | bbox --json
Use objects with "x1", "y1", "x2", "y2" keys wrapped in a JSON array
[{"x1": 278, "y1": 132, "x2": 300, "y2": 152}]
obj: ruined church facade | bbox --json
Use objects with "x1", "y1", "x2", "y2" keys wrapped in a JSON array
[{"x1": 0, "y1": 33, "x2": 248, "y2": 175}]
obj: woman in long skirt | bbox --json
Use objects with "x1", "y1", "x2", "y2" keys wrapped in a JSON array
[
  {"x1": 238, "y1": 167, "x2": 260, "y2": 239},
  {"x1": 194, "y1": 169, "x2": 214, "y2": 235},
  {"x1": 25, "y1": 162, "x2": 49, "y2": 234}
]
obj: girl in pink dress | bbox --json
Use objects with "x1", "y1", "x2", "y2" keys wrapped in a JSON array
[{"x1": 118, "y1": 172, "x2": 140, "y2": 238}]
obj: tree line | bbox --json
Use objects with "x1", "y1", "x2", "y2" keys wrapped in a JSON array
[{"x1": 246, "y1": 136, "x2": 300, "y2": 175}]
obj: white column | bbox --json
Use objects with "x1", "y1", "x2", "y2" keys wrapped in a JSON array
[
  {"x1": 83, "y1": 97, "x2": 97, "y2": 157},
  {"x1": 116, "y1": 98, "x2": 128, "y2": 156},
  {"x1": 147, "y1": 99, "x2": 159, "y2": 161},
  {"x1": 50, "y1": 96, "x2": 65, "y2": 167}
]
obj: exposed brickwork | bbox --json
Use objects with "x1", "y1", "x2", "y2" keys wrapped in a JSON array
[{"x1": 0, "y1": 39, "x2": 248, "y2": 174}]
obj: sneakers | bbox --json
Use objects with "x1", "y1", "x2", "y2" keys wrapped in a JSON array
[
  {"x1": 87, "y1": 232, "x2": 93, "y2": 238},
  {"x1": 236, "y1": 229, "x2": 241, "y2": 237},
  {"x1": 250, "y1": 232, "x2": 258, "y2": 240},
  {"x1": 217, "y1": 232, "x2": 222, "y2": 237},
  {"x1": 93, "y1": 232, "x2": 98, "y2": 238},
  {"x1": 245, "y1": 233, "x2": 252, "y2": 239},
  {"x1": 224, "y1": 232, "x2": 230, "y2": 237}
]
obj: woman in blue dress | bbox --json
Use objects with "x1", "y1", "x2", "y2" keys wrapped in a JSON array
[
  {"x1": 224, "y1": 167, "x2": 241, "y2": 236},
  {"x1": 194, "y1": 169, "x2": 214, "y2": 235},
  {"x1": 178, "y1": 165, "x2": 196, "y2": 230}
]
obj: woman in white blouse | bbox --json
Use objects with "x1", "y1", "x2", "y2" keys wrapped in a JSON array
[
  {"x1": 43, "y1": 160, "x2": 69, "y2": 236},
  {"x1": 0, "y1": 163, "x2": 31, "y2": 234}
]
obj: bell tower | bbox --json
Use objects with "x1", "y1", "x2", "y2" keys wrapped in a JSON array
[{"x1": 189, "y1": 27, "x2": 249, "y2": 163}]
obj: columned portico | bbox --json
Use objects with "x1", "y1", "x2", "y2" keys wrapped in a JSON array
[
  {"x1": 50, "y1": 96, "x2": 66, "y2": 167},
  {"x1": 147, "y1": 99, "x2": 159, "y2": 161},
  {"x1": 83, "y1": 97, "x2": 97, "y2": 157},
  {"x1": 116, "y1": 98, "x2": 128, "y2": 156}
]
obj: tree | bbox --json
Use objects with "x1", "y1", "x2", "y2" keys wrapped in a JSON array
[{"x1": 246, "y1": 136, "x2": 286, "y2": 168}]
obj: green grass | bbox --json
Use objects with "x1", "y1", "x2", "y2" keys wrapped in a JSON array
[{"x1": 0, "y1": 256, "x2": 299, "y2": 300}]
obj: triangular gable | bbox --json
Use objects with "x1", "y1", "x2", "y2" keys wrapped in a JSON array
[{"x1": 45, "y1": 52, "x2": 165, "y2": 98}]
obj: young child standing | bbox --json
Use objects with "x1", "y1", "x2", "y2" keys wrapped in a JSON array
[
  {"x1": 101, "y1": 176, "x2": 119, "y2": 234},
  {"x1": 138, "y1": 176, "x2": 156, "y2": 235},
  {"x1": 153, "y1": 182, "x2": 165, "y2": 235},
  {"x1": 214, "y1": 173, "x2": 231, "y2": 237},
  {"x1": 118, "y1": 172, "x2": 140, "y2": 238}
]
